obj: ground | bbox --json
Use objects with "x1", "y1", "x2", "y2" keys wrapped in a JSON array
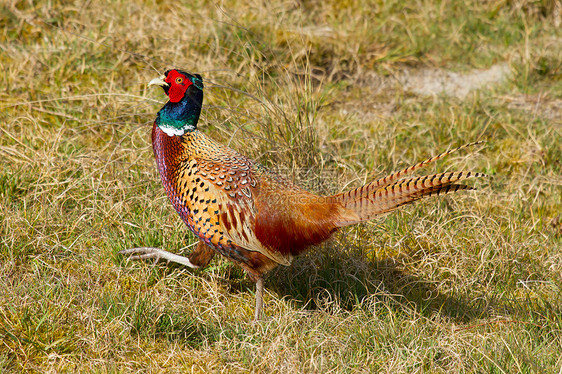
[{"x1": 1, "y1": 0, "x2": 561, "y2": 372}]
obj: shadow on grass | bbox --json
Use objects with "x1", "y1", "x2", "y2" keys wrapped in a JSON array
[
  {"x1": 142, "y1": 238, "x2": 493, "y2": 324},
  {"x1": 265, "y1": 241, "x2": 490, "y2": 323}
]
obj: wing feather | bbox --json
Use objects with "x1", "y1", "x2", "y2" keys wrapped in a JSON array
[{"x1": 196, "y1": 158, "x2": 293, "y2": 266}]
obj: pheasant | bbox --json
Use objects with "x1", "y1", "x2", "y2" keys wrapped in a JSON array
[{"x1": 119, "y1": 69, "x2": 486, "y2": 320}]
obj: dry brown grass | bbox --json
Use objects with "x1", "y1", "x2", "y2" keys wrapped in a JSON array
[{"x1": 1, "y1": 0, "x2": 561, "y2": 372}]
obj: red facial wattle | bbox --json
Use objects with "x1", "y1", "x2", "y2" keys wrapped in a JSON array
[{"x1": 165, "y1": 70, "x2": 193, "y2": 103}]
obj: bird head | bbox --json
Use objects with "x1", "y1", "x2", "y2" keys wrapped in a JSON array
[
  {"x1": 149, "y1": 69, "x2": 203, "y2": 103},
  {"x1": 149, "y1": 69, "x2": 204, "y2": 136}
]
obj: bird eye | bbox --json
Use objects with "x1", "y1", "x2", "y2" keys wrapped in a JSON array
[{"x1": 175, "y1": 77, "x2": 184, "y2": 84}]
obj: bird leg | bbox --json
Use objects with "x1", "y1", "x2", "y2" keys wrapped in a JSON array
[
  {"x1": 118, "y1": 247, "x2": 201, "y2": 268},
  {"x1": 254, "y1": 276, "x2": 264, "y2": 321},
  {"x1": 119, "y1": 242, "x2": 215, "y2": 269}
]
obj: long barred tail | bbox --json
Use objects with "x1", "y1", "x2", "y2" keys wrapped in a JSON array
[
  {"x1": 369, "y1": 141, "x2": 485, "y2": 190},
  {"x1": 330, "y1": 143, "x2": 487, "y2": 226}
]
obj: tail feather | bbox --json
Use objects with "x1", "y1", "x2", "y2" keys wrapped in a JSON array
[
  {"x1": 332, "y1": 170, "x2": 486, "y2": 226},
  {"x1": 369, "y1": 141, "x2": 485, "y2": 190}
]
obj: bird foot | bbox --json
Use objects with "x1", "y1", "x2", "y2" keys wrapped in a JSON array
[{"x1": 118, "y1": 247, "x2": 200, "y2": 269}]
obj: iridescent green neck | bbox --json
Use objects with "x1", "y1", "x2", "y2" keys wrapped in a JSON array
[
  {"x1": 156, "y1": 108, "x2": 197, "y2": 136},
  {"x1": 156, "y1": 87, "x2": 203, "y2": 136}
]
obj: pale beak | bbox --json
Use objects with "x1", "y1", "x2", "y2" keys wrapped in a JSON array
[{"x1": 148, "y1": 75, "x2": 169, "y2": 88}]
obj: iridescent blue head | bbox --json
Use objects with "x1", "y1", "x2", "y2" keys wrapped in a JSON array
[{"x1": 149, "y1": 69, "x2": 204, "y2": 136}]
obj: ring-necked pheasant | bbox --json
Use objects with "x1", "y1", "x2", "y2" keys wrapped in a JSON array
[{"x1": 119, "y1": 69, "x2": 486, "y2": 320}]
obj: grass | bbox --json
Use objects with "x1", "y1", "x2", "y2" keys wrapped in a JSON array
[{"x1": 1, "y1": 0, "x2": 561, "y2": 372}]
